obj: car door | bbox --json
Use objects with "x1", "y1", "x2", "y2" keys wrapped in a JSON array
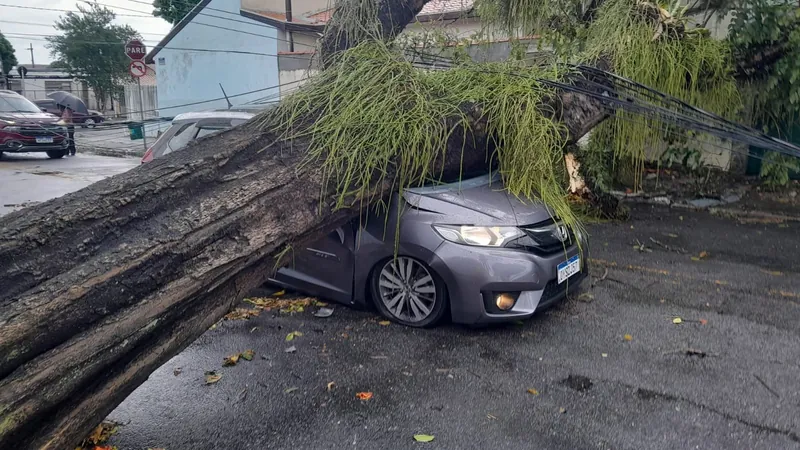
[{"x1": 271, "y1": 223, "x2": 356, "y2": 305}]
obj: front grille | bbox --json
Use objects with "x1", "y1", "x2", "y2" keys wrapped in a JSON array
[
  {"x1": 20, "y1": 126, "x2": 66, "y2": 138},
  {"x1": 539, "y1": 271, "x2": 586, "y2": 308},
  {"x1": 506, "y1": 220, "x2": 576, "y2": 256}
]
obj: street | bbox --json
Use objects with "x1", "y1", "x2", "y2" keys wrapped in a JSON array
[
  {"x1": 0, "y1": 152, "x2": 139, "y2": 217},
  {"x1": 2, "y1": 158, "x2": 799, "y2": 450},
  {"x1": 101, "y1": 206, "x2": 800, "y2": 450}
]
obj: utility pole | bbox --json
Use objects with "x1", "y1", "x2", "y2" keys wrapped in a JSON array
[{"x1": 27, "y1": 44, "x2": 34, "y2": 67}]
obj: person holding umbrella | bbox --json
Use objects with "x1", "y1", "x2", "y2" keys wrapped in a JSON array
[
  {"x1": 58, "y1": 104, "x2": 76, "y2": 156},
  {"x1": 48, "y1": 91, "x2": 88, "y2": 156}
]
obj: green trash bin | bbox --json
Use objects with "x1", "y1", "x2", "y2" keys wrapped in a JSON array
[{"x1": 128, "y1": 122, "x2": 143, "y2": 140}]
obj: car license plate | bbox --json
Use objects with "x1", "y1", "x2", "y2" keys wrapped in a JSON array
[
  {"x1": 36, "y1": 136, "x2": 54, "y2": 144},
  {"x1": 557, "y1": 255, "x2": 580, "y2": 284}
]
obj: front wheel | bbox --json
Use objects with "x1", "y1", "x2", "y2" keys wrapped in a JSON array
[
  {"x1": 83, "y1": 118, "x2": 96, "y2": 128},
  {"x1": 46, "y1": 149, "x2": 66, "y2": 159},
  {"x1": 370, "y1": 256, "x2": 447, "y2": 327}
]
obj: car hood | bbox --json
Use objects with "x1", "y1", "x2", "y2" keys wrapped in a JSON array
[
  {"x1": 0, "y1": 112, "x2": 60, "y2": 124},
  {"x1": 402, "y1": 173, "x2": 553, "y2": 226}
]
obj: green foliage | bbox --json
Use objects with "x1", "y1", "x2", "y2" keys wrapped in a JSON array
[
  {"x1": 583, "y1": 0, "x2": 740, "y2": 187},
  {"x1": 760, "y1": 152, "x2": 800, "y2": 188},
  {"x1": 729, "y1": 0, "x2": 800, "y2": 136},
  {"x1": 0, "y1": 31, "x2": 17, "y2": 76},
  {"x1": 152, "y1": 0, "x2": 201, "y2": 24},
  {"x1": 260, "y1": 42, "x2": 581, "y2": 235},
  {"x1": 45, "y1": 4, "x2": 139, "y2": 108}
]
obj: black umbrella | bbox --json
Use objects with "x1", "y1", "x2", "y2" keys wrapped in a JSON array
[{"x1": 46, "y1": 91, "x2": 89, "y2": 115}]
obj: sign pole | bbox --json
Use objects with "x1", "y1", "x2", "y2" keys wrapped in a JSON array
[{"x1": 137, "y1": 76, "x2": 147, "y2": 151}]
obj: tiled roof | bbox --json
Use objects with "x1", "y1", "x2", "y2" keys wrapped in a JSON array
[
  {"x1": 305, "y1": 8, "x2": 333, "y2": 24},
  {"x1": 418, "y1": 0, "x2": 474, "y2": 16},
  {"x1": 245, "y1": 9, "x2": 314, "y2": 24}
]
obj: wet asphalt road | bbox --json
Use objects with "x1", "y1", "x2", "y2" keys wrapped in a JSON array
[
  {"x1": 105, "y1": 205, "x2": 800, "y2": 450},
  {"x1": 0, "y1": 152, "x2": 138, "y2": 216}
]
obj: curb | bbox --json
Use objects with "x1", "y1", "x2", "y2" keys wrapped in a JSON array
[
  {"x1": 708, "y1": 207, "x2": 800, "y2": 223},
  {"x1": 80, "y1": 148, "x2": 144, "y2": 159}
]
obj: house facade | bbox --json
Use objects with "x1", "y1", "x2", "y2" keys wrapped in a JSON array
[{"x1": 3, "y1": 64, "x2": 102, "y2": 110}]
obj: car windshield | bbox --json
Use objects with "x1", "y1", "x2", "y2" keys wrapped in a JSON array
[{"x1": 0, "y1": 95, "x2": 42, "y2": 113}]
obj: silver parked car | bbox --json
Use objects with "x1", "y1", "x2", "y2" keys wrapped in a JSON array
[
  {"x1": 271, "y1": 173, "x2": 587, "y2": 327},
  {"x1": 142, "y1": 109, "x2": 588, "y2": 327}
]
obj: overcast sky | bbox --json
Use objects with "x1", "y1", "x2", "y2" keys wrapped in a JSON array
[{"x1": 1, "y1": 0, "x2": 173, "y2": 66}]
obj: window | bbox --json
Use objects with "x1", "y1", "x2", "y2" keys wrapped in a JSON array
[
  {"x1": 7, "y1": 80, "x2": 22, "y2": 95},
  {"x1": 45, "y1": 80, "x2": 72, "y2": 93}
]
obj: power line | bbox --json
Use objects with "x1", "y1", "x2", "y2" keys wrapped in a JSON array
[
  {"x1": 0, "y1": 20, "x2": 167, "y2": 37},
  {"x1": 0, "y1": 2, "x2": 159, "y2": 18},
  {"x1": 1, "y1": 33, "x2": 314, "y2": 60}
]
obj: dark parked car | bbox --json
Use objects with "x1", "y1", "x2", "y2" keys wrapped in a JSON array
[
  {"x1": 141, "y1": 108, "x2": 588, "y2": 327},
  {"x1": 0, "y1": 90, "x2": 70, "y2": 158},
  {"x1": 34, "y1": 98, "x2": 105, "y2": 128}
]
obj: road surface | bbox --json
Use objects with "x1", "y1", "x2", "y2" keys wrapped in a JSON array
[
  {"x1": 2, "y1": 158, "x2": 797, "y2": 449},
  {"x1": 0, "y1": 152, "x2": 139, "y2": 217},
  {"x1": 105, "y1": 206, "x2": 800, "y2": 450}
]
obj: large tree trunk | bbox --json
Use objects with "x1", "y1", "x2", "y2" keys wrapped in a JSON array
[{"x1": 0, "y1": 1, "x2": 610, "y2": 447}]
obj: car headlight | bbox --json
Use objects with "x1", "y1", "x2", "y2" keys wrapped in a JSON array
[
  {"x1": 3, "y1": 126, "x2": 21, "y2": 133},
  {"x1": 433, "y1": 225, "x2": 524, "y2": 247}
]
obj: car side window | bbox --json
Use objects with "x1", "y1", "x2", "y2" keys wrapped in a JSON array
[{"x1": 165, "y1": 123, "x2": 199, "y2": 155}]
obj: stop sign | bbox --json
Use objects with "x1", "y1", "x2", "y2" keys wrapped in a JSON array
[{"x1": 125, "y1": 39, "x2": 147, "y2": 61}]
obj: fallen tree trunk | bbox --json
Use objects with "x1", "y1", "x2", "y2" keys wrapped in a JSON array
[{"x1": 0, "y1": 95, "x2": 604, "y2": 448}]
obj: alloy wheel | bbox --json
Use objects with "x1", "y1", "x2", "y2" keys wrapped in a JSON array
[
  {"x1": 377, "y1": 257, "x2": 438, "y2": 323},
  {"x1": 85, "y1": 118, "x2": 96, "y2": 128}
]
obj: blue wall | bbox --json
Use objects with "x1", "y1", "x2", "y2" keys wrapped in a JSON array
[{"x1": 153, "y1": 0, "x2": 280, "y2": 119}]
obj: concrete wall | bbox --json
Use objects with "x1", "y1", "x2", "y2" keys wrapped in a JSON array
[{"x1": 154, "y1": 0, "x2": 281, "y2": 118}]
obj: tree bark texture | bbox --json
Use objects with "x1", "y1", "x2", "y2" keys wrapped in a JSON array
[
  {"x1": 0, "y1": 94, "x2": 604, "y2": 449},
  {"x1": 319, "y1": 0, "x2": 431, "y2": 66}
]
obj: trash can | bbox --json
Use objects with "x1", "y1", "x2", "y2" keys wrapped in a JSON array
[{"x1": 128, "y1": 122, "x2": 143, "y2": 140}]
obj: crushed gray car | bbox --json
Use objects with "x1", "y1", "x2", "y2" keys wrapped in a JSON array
[{"x1": 271, "y1": 173, "x2": 587, "y2": 327}]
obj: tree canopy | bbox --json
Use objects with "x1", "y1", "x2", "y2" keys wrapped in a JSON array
[
  {"x1": 45, "y1": 4, "x2": 139, "y2": 109},
  {"x1": 0, "y1": 30, "x2": 17, "y2": 77},
  {"x1": 152, "y1": 0, "x2": 201, "y2": 24}
]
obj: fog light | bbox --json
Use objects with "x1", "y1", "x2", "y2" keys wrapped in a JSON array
[{"x1": 495, "y1": 293, "x2": 517, "y2": 311}]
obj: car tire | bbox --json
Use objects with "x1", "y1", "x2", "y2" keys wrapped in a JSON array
[
  {"x1": 46, "y1": 150, "x2": 67, "y2": 159},
  {"x1": 370, "y1": 256, "x2": 448, "y2": 328},
  {"x1": 84, "y1": 118, "x2": 96, "y2": 128}
]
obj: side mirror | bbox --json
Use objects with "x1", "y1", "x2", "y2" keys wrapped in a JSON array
[{"x1": 40, "y1": 108, "x2": 47, "y2": 112}]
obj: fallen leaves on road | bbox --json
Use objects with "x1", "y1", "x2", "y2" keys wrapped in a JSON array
[
  {"x1": 76, "y1": 421, "x2": 119, "y2": 450},
  {"x1": 327, "y1": 381, "x2": 336, "y2": 391},
  {"x1": 173, "y1": 367, "x2": 182, "y2": 376},
  {"x1": 204, "y1": 371, "x2": 221, "y2": 385},
  {"x1": 527, "y1": 388, "x2": 539, "y2": 395},
  {"x1": 601, "y1": 353, "x2": 608, "y2": 358},
  {"x1": 241, "y1": 349, "x2": 255, "y2": 360},
  {"x1": 284, "y1": 387, "x2": 299, "y2": 394},
  {"x1": 286, "y1": 331, "x2": 304, "y2": 341},
  {"x1": 356, "y1": 392, "x2": 373, "y2": 401},
  {"x1": 273, "y1": 290, "x2": 286, "y2": 296},
  {"x1": 690, "y1": 251, "x2": 710, "y2": 261},
  {"x1": 224, "y1": 307, "x2": 260, "y2": 321},
  {"x1": 672, "y1": 317, "x2": 683, "y2": 324},
  {"x1": 243, "y1": 296, "x2": 325, "y2": 314},
  {"x1": 223, "y1": 354, "x2": 240, "y2": 366},
  {"x1": 413, "y1": 434, "x2": 435, "y2": 442},
  {"x1": 761, "y1": 269, "x2": 784, "y2": 276},
  {"x1": 558, "y1": 407, "x2": 567, "y2": 414},
  {"x1": 623, "y1": 334, "x2": 633, "y2": 341},
  {"x1": 378, "y1": 320, "x2": 391, "y2": 326},
  {"x1": 285, "y1": 346, "x2": 297, "y2": 353},
  {"x1": 699, "y1": 319, "x2": 708, "y2": 325}
]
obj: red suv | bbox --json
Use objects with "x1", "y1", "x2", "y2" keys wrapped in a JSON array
[{"x1": 1, "y1": 90, "x2": 70, "y2": 159}]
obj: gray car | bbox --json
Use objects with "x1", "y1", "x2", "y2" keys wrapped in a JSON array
[{"x1": 271, "y1": 173, "x2": 587, "y2": 327}]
